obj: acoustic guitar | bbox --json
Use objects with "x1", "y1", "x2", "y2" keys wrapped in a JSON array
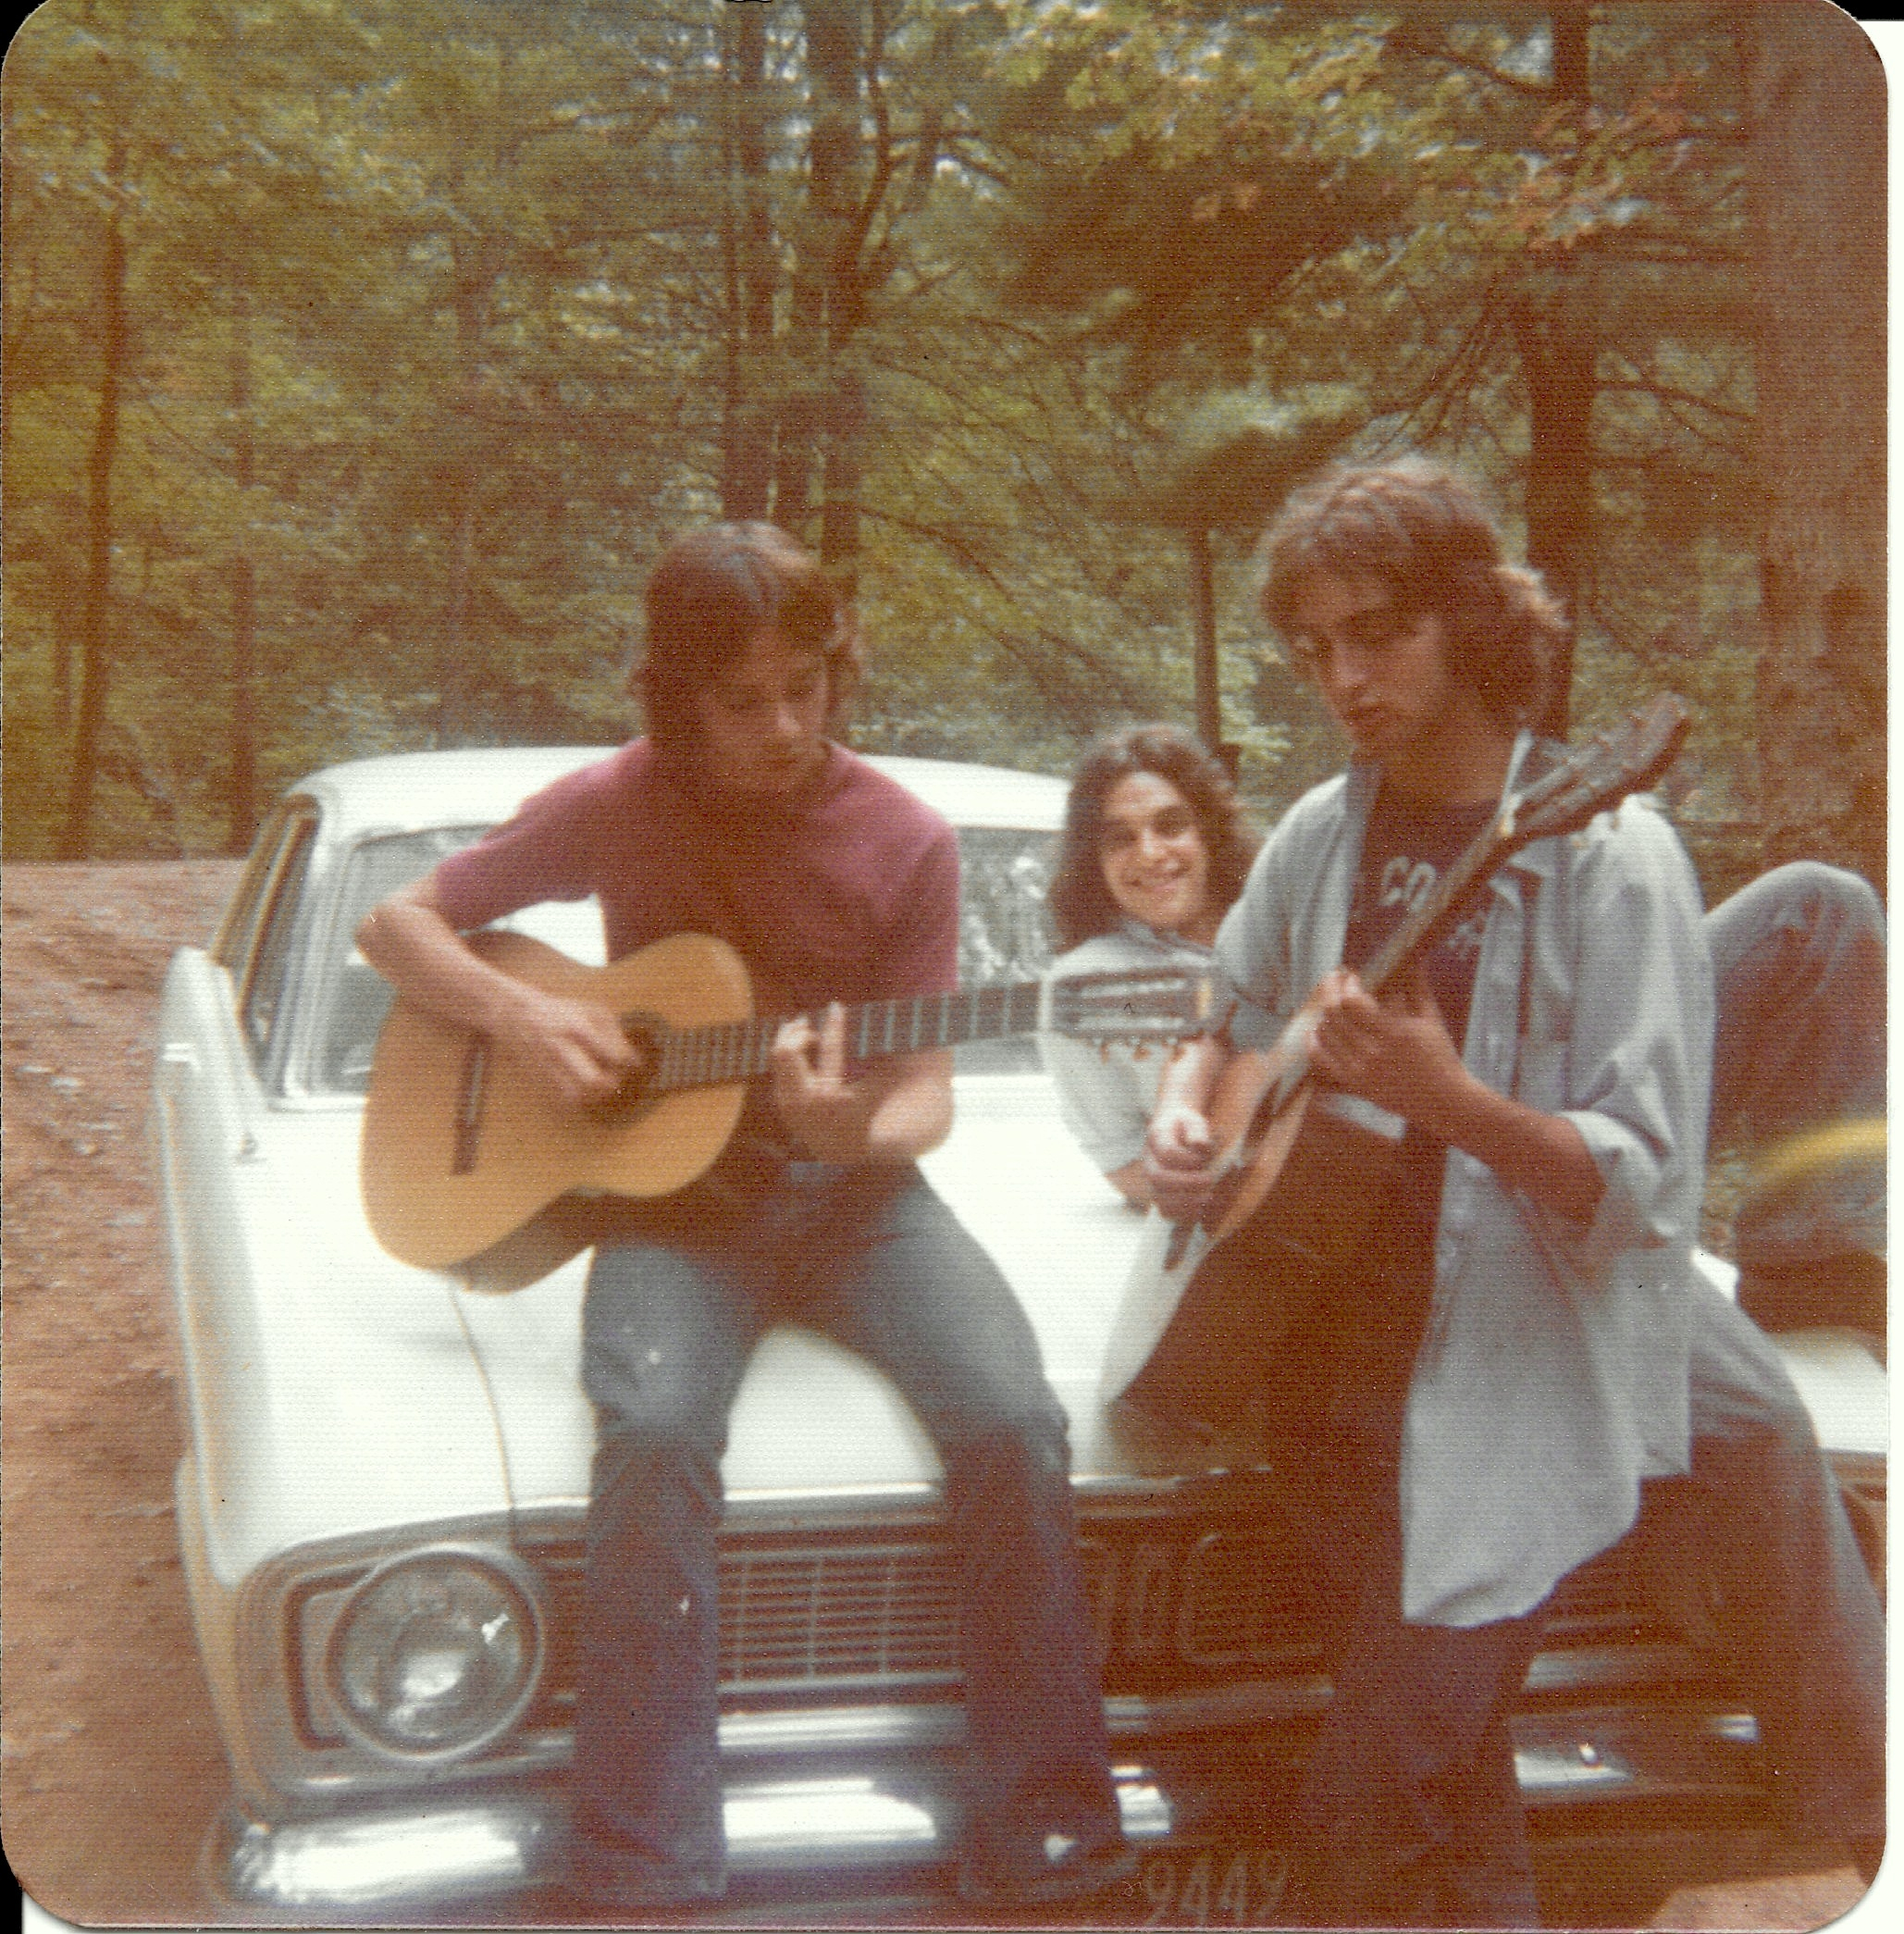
[
  {"x1": 1101, "y1": 693, "x2": 1692, "y2": 1440},
  {"x1": 361, "y1": 929, "x2": 1215, "y2": 1290}
]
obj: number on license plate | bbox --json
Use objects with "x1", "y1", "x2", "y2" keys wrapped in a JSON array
[{"x1": 1139, "y1": 1849, "x2": 1287, "y2": 1927}]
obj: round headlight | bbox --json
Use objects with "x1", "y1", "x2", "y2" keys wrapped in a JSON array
[{"x1": 324, "y1": 1547, "x2": 544, "y2": 1761}]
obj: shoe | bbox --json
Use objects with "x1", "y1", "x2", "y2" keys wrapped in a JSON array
[
  {"x1": 568, "y1": 1833, "x2": 726, "y2": 1913},
  {"x1": 958, "y1": 1830, "x2": 1139, "y2": 1907}
]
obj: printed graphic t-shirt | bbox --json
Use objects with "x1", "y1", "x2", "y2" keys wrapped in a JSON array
[{"x1": 1318, "y1": 783, "x2": 1495, "y2": 1447}]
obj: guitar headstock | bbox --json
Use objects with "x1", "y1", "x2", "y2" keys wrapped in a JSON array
[
  {"x1": 1047, "y1": 966, "x2": 1218, "y2": 1046},
  {"x1": 1511, "y1": 693, "x2": 1691, "y2": 848}
]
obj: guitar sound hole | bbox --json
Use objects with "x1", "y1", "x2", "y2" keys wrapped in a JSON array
[{"x1": 591, "y1": 1019, "x2": 660, "y2": 1119}]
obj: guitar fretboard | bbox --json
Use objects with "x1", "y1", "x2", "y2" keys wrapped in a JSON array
[{"x1": 645, "y1": 981, "x2": 1047, "y2": 1094}]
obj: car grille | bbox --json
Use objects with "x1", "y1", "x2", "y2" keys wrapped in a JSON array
[
  {"x1": 503, "y1": 1495, "x2": 1695, "y2": 1737},
  {"x1": 291, "y1": 1488, "x2": 1712, "y2": 1755},
  {"x1": 723, "y1": 1541, "x2": 962, "y2": 1690}
]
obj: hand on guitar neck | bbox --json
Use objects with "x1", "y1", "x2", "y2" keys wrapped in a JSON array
[{"x1": 767, "y1": 1003, "x2": 954, "y2": 1166}]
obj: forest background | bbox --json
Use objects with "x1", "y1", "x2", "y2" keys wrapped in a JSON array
[{"x1": 2, "y1": 0, "x2": 1885, "y2": 911}]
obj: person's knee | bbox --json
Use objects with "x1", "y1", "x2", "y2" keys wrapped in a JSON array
[
  {"x1": 1688, "y1": 1354, "x2": 1817, "y2": 1459},
  {"x1": 1710, "y1": 861, "x2": 1885, "y2": 966},
  {"x1": 1776, "y1": 861, "x2": 1883, "y2": 933}
]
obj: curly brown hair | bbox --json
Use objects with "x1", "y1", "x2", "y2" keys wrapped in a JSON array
[
  {"x1": 1048, "y1": 725, "x2": 1257, "y2": 949},
  {"x1": 634, "y1": 523, "x2": 862, "y2": 753},
  {"x1": 1257, "y1": 458, "x2": 1566, "y2": 730}
]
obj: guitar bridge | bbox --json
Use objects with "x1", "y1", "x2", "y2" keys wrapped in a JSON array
[{"x1": 451, "y1": 1037, "x2": 487, "y2": 1175}]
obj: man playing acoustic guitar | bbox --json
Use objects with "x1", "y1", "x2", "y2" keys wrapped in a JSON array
[
  {"x1": 356, "y1": 523, "x2": 1131, "y2": 1910},
  {"x1": 1136, "y1": 458, "x2": 1799, "y2": 1926},
  {"x1": 1045, "y1": 717, "x2": 1884, "y2": 1919}
]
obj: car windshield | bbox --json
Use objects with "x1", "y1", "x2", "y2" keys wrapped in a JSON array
[{"x1": 307, "y1": 824, "x2": 1057, "y2": 1096}]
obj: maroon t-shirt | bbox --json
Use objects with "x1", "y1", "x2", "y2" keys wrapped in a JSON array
[
  {"x1": 435, "y1": 738, "x2": 961, "y2": 1008},
  {"x1": 431, "y1": 739, "x2": 961, "y2": 1209}
]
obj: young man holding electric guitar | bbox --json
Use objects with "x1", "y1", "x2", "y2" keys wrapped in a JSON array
[
  {"x1": 355, "y1": 523, "x2": 1132, "y2": 1910},
  {"x1": 1124, "y1": 461, "x2": 1881, "y2": 1923}
]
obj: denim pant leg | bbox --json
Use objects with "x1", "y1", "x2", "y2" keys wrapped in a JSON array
[
  {"x1": 806, "y1": 1171, "x2": 1121, "y2": 1867},
  {"x1": 1280, "y1": 1469, "x2": 1547, "y2": 1929},
  {"x1": 571, "y1": 1237, "x2": 765, "y2": 1897},
  {"x1": 1638, "y1": 1282, "x2": 1885, "y2": 1847},
  {"x1": 1707, "y1": 862, "x2": 1886, "y2": 1271}
]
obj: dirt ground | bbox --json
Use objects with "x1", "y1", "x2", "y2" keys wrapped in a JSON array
[
  {"x1": 0, "y1": 860, "x2": 1881, "y2": 1933},
  {"x1": 3, "y1": 860, "x2": 241, "y2": 1928}
]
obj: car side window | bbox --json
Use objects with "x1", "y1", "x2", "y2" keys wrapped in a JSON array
[
  {"x1": 311, "y1": 826, "x2": 490, "y2": 1096},
  {"x1": 213, "y1": 803, "x2": 295, "y2": 974},
  {"x1": 238, "y1": 814, "x2": 318, "y2": 1066}
]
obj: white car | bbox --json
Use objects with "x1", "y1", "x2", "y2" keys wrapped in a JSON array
[{"x1": 154, "y1": 747, "x2": 1887, "y2": 1921}]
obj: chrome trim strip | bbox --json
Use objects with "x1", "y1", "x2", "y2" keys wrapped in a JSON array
[{"x1": 206, "y1": 1702, "x2": 1771, "y2": 1915}]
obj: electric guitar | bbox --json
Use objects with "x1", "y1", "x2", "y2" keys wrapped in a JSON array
[
  {"x1": 361, "y1": 929, "x2": 1215, "y2": 1291},
  {"x1": 1101, "y1": 693, "x2": 1693, "y2": 1440}
]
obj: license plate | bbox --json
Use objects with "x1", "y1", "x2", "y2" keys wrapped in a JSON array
[{"x1": 1136, "y1": 1848, "x2": 1288, "y2": 1927}]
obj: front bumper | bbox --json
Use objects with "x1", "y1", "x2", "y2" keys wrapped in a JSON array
[{"x1": 205, "y1": 1695, "x2": 1773, "y2": 1920}]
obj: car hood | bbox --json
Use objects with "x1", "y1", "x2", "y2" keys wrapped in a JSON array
[
  {"x1": 224, "y1": 1078, "x2": 1885, "y2": 1576},
  {"x1": 451, "y1": 1073, "x2": 1164, "y2": 1506}
]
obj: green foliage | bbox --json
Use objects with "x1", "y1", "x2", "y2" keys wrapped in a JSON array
[{"x1": 1, "y1": 0, "x2": 1852, "y2": 876}]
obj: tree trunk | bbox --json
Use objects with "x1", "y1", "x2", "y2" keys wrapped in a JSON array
[
  {"x1": 785, "y1": 0, "x2": 868, "y2": 573},
  {"x1": 722, "y1": 2, "x2": 774, "y2": 520},
  {"x1": 1520, "y1": 3, "x2": 1596, "y2": 737},
  {"x1": 1186, "y1": 527, "x2": 1221, "y2": 754},
  {"x1": 60, "y1": 129, "x2": 128, "y2": 861},
  {"x1": 438, "y1": 233, "x2": 491, "y2": 743},
  {"x1": 1749, "y1": 1, "x2": 1885, "y2": 887},
  {"x1": 227, "y1": 298, "x2": 258, "y2": 854},
  {"x1": 1518, "y1": 291, "x2": 1595, "y2": 737}
]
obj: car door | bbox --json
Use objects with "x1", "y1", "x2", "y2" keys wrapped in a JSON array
[{"x1": 155, "y1": 806, "x2": 319, "y2": 1567}]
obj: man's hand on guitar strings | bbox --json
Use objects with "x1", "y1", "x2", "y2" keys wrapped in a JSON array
[
  {"x1": 501, "y1": 985, "x2": 637, "y2": 1113},
  {"x1": 1143, "y1": 1101, "x2": 1222, "y2": 1221},
  {"x1": 1306, "y1": 966, "x2": 1467, "y2": 1134},
  {"x1": 354, "y1": 876, "x2": 638, "y2": 1118}
]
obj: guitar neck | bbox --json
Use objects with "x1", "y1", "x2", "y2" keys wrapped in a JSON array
[{"x1": 644, "y1": 981, "x2": 1047, "y2": 1095}]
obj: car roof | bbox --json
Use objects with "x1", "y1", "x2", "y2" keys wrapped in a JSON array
[{"x1": 290, "y1": 746, "x2": 1071, "y2": 840}]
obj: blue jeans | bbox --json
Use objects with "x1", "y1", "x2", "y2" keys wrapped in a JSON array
[
  {"x1": 570, "y1": 1162, "x2": 1119, "y2": 1900},
  {"x1": 1642, "y1": 1279, "x2": 1886, "y2": 1850},
  {"x1": 1283, "y1": 1284, "x2": 1888, "y2": 1927},
  {"x1": 1691, "y1": 866, "x2": 1886, "y2": 1863},
  {"x1": 1708, "y1": 862, "x2": 1886, "y2": 1279},
  {"x1": 1278, "y1": 1457, "x2": 1549, "y2": 1928}
]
